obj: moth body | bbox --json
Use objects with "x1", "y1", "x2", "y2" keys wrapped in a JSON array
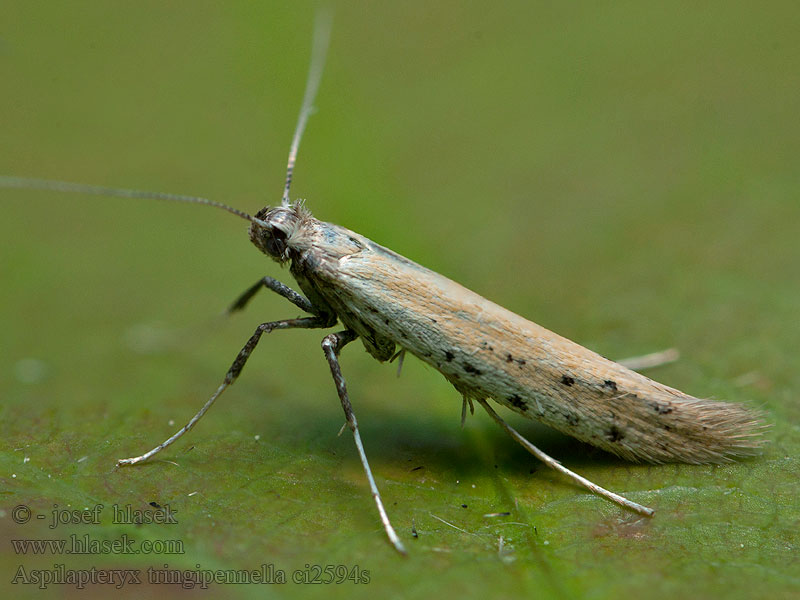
[{"x1": 250, "y1": 204, "x2": 763, "y2": 465}]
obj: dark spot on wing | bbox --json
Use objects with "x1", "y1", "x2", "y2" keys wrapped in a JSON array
[
  {"x1": 347, "y1": 236, "x2": 364, "y2": 248},
  {"x1": 507, "y1": 394, "x2": 526, "y2": 410},
  {"x1": 606, "y1": 426, "x2": 624, "y2": 442},
  {"x1": 463, "y1": 363, "x2": 482, "y2": 376},
  {"x1": 561, "y1": 375, "x2": 575, "y2": 387},
  {"x1": 602, "y1": 380, "x2": 618, "y2": 392},
  {"x1": 506, "y1": 353, "x2": 514, "y2": 363},
  {"x1": 445, "y1": 351, "x2": 455, "y2": 362},
  {"x1": 652, "y1": 403, "x2": 673, "y2": 415}
]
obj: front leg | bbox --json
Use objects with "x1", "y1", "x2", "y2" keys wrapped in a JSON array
[
  {"x1": 117, "y1": 316, "x2": 329, "y2": 467},
  {"x1": 321, "y1": 330, "x2": 407, "y2": 555},
  {"x1": 227, "y1": 275, "x2": 315, "y2": 315}
]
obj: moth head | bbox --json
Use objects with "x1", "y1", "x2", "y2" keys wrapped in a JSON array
[{"x1": 248, "y1": 205, "x2": 301, "y2": 262}]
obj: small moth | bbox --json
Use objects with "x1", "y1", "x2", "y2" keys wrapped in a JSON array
[{"x1": 2, "y1": 15, "x2": 764, "y2": 554}]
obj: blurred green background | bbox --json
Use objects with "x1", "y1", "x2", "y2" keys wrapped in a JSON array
[{"x1": 2, "y1": 2, "x2": 798, "y2": 599}]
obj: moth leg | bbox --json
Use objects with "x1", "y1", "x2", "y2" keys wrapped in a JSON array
[
  {"x1": 117, "y1": 316, "x2": 328, "y2": 467},
  {"x1": 227, "y1": 275, "x2": 314, "y2": 314},
  {"x1": 460, "y1": 395, "x2": 475, "y2": 428},
  {"x1": 321, "y1": 330, "x2": 407, "y2": 555},
  {"x1": 389, "y1": 348, "x2": 406, "y2": 377},
  {"x1": 476, "y1": 398, "x2": 655, "y2": 517}
]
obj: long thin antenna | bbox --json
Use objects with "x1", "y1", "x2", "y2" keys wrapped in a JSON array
[
  {"x1": 0, "y1": 175, "x2": 263, "y2": 224},
  {"x1": 281, "y1": 10, "x2": 333, "y2": 207}
]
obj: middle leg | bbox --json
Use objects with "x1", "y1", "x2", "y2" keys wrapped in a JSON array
[{"x1": 321, "y1": 330, "x2": 407, "y2": 555}]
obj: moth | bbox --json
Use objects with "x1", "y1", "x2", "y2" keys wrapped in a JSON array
[{"x1": 2, "y1": 15, "x2": 764, "y2": 554}]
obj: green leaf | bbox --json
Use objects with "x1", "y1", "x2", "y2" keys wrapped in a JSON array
[{"x1": 2, "y1": 2, "x2": 798, "y2": 599}]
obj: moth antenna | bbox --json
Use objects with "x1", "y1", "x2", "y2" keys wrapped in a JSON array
[
  {"x1": 281, "y1": 9, "x2": 333, "y2": 207},
  {"x1": 0, "y1": 175, "x2": 267, "y2": 226}
]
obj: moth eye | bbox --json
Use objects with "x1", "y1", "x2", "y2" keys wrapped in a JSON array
[{"x1": 265, "y1": 228, "x2": 288, "y2": 257}]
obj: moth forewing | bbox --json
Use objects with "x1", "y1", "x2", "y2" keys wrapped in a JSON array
[{"x1": 285, "y1": 210, "x2": 764, "y2": 465}]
